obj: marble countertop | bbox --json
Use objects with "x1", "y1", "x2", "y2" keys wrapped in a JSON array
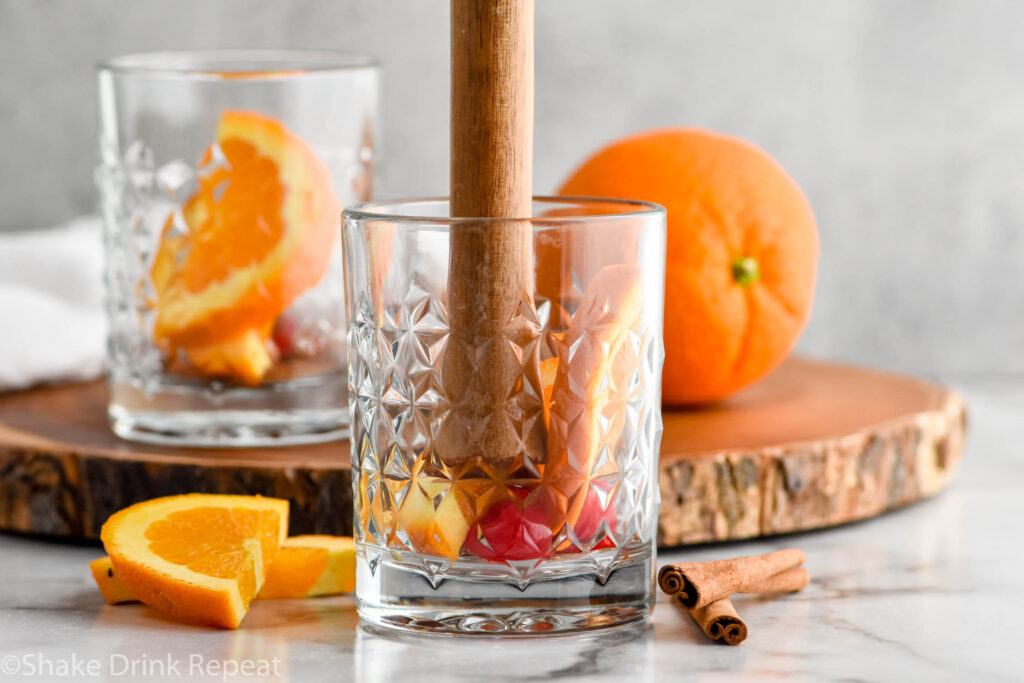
[{"x1": 1, "y1": 376, "x2": 1020, "y2": 682}]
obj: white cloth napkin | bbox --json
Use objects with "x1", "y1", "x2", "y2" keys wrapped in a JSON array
[{"x1": 0, "y1": 217, "x2": 106, "y2": 391}]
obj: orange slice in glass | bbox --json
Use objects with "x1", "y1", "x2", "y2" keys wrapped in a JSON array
[
  {"x1": 152, "y1": 110, "x2": 341, "y2": 353},
  {"x1": 532, "y1": 264, "x2": 644, "y2": 534},
  {"x1": 100, "y1": 494, "x2": 289, "y2": 629},
  {"x1": 539, "y1": 356, "x2": 559, "y2": 430},
  {"x1": 180, "y1": 326, "x2": 276, "y2": 386}
]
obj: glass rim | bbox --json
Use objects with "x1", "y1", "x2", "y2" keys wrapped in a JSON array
[
  {"x1": 97, "y1": 48, "x2": 378, "y2": 80},
  {"x1": 342, "y1": 196, "x2": 667, "y2": 224}
]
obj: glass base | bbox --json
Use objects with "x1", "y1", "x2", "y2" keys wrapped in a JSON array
[
  {"x1": 355, "y1": 545, "x2": 655, "y2": 636},
  {"x1": 110, "y1": 407, "x2": 348, "y2": 447},
  {"x1": 107, "y1": 372, "x2": 348, "y2": 447}
]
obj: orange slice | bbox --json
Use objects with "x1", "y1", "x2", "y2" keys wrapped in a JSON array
[
  {"x1": 91, "y1": 535, "x2": 355, "y2": 604},
  {"x1": 259, "y1": 535, "x2": 356, "y2": 599},
  {"x1": 90, "y1": 556, "x2": 136, "y2": 605},
  {"x1": 180, "y1": 327, "x2": 276, "y2": 386},
  {"x1": 152, "y1": 110, "x2": 340, "y2": 361},
  {"x1": 532, "y1": 264, "x2": 644, "y2": 533},
  {"x1": 100, "y1": 494, "x2": 289, "y2": 629}
]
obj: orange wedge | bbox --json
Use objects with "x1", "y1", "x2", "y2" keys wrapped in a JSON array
[
  {"x1": 91, "y1": 535, "x2": 355, "y2": 605},
  {"x1": 152, "y1": 110, "x2": 340, "y2": 383},
  {"x1": 179, "y1": 326, "x2": 277, "y2": 386},
  {"x1": 532, "y1": 264, "x2": 644, "y2": 534},
  {"x1": 100, "y1": 494, "x2": 289, "y2": 629},
  {"x1": 90, "y1": 556, "x2": 136, "y2": 605},
  {"x1": 259, "y1": 535, "x2": 356, "y2": 598}
]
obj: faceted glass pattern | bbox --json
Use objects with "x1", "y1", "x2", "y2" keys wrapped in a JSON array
[
  {"x1": 345, "y1": 198, "x2": 666, "y2": 633},
  {"x1": 97, "y1": 50, "x2": 378, "y2": 446}
]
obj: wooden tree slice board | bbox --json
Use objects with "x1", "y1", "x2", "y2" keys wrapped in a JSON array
[
  {"x1": 656, "y1": 357, "x2": 966, "y2": 545},
  {"x1": 0, "y1": 357, "x2": 965, "y2": 546}
]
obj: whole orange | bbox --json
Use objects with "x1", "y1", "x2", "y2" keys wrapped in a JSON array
[{"x1": 559, "y1": 128, "x2": 818, "y2": 405}]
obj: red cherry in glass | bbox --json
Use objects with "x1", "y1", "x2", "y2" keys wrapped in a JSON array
[
  {"x1": 272, "y1": 309, "x2": 328, "y2": 359},
  {"x1": 271, "y1": 315, "x2": 299, "y2": 358},
  {"x1": 465, "y1": 496, "x2": 553, "y2": 563},
  {"x1": 571, "y1": 487, "x2": 617, "y2": 549}
]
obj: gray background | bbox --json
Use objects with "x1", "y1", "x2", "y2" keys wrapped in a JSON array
[{"x1": 1, "y1": 0, "x2": 1021, "y2": 377}]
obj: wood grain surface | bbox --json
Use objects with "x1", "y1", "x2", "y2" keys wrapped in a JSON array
[
  {"x1": 657, "y1": 358, "x2": 967, "y2": 545},
  {"x1": 0, "y1": 358, "x2": 965, "y2": 545},
  {"x1": 0, "y1": 381, "x2": 351, "y2": 539}
]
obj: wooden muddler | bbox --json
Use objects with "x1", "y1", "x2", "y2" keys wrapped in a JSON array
[
  {"x1": 659, "y1": 548, "x2": 806, "y2": 609},
  {"x1": 442, "y1": 0, "x2": 545, "y2": 466}
]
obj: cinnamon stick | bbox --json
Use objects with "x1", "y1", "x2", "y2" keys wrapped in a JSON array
[
  {"x1": 669, "y1": 566, "x2": 809, "y2": 610},
  {"x1": 664, "y1": 548, "x2": 806, "y2": 609},
  {"x1": 682, "y1": 570, "x2": 808, "y2": 645},
  {"x1": 746, "y1": 567, "x2": 809, "y2": 594},
  {"x1": 441, "y1": 0, "x2": 545, "y2": 468},
  {"x1": 690, "y1": 598, "x2": 747, "y2": 646},
  {"x1": 660, "y1": 551, "x2": 808, "y2": 646},
  {"x1": 657, "y1": 564, "x2": 685, "y2": 595}
]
